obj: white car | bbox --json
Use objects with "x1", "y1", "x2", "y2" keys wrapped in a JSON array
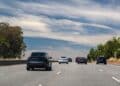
[{"x1": 58, "y1": 57, "x2": 69, "y2": 64}]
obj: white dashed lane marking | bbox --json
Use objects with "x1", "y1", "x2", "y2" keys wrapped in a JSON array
[
  {"x1": 38, "y1": 84, "x2": 42, "y2": 86},
  {"x1": 112, "y1": 76, "x2": 120, "y2": 83},
  {"x1": 98, "y1": 69, "x2": 104, "y2": 72},
  {"x1": 56, "y1": 71, "x2": 61, "y2": 75}
]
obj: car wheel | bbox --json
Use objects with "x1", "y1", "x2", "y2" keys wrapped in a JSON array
[
  {"x1": 46, "y1": 67, "x2": 52, "y2": 71},
  {"x1": 104, "y1": 62, "x2": 107, "y2": 65},
  {"x1": 49, "y1": 67, "x2": 52, "y2": 71},
  {"x1": 31, "y1": 67, "x2": 34, "y2": 71},
  {"x1": 26, "y1": 67, "x2": 30, "y2": 71}
]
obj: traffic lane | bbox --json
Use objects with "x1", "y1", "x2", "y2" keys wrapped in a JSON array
[
  {"x1": 93, "y1": 64, "x2": 120, "y2": 82},
  {"x1": 0, "y1": 63, "x2": 61, "y2": 86},
  {"x1": 95, "y1": 64, "x2": 120, "y2": 74},
  {"x1": 45, "y1": 63, "x2": 120, "y2": 86},
  {"x1": 0, "y1": 62, "x2": 82, "y2": 86},
  {"x1": 0, "y1": 63, "x2": 120, "y2": 86},
  {"x1": 0, "y1": 64, "x2": 26, "y2": 77}
]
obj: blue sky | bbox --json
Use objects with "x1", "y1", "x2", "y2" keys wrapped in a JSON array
[{"x1": 0, "y1": 0, "x2": 120, "y2": 57}]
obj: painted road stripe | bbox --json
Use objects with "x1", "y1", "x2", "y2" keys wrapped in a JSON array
[
  {"x1": 98, "y1": 69, "x2": 103, "y2": 72},
  {"x1": 112, "y1": 77, "x2": 120, "y2": 83},
  {"x1": 38, "y1": 84, "x2": 42, "y2": 86},
  {"x1": 56, "y1": 71, "x2": 61, "y2": 75}
]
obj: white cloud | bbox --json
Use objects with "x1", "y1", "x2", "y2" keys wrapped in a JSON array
[
  {"x1": 0, "y1": 14, "x2": 117, "y2": 46},
  {"x1": 0, "y1": 15, "x2": 51, "y2": 33},
  {"x1": 18, "y1": 1, "x2": 120, "y2": 22},
  {"x1": 50, "y1": 19, "x2": 113, "y2": 30},
  {"x1": 23, "y1": 27, "x2": 114, "y2": 46},
  {"x1": 25, "y1": 46, "x2": 88, "y2": 59},
  {"x1": 0, "y1": 0, "x2": 119, "y2": 48}
]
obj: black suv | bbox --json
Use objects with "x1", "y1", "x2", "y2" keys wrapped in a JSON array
[
  {"x1": 96, "y1": 56, "x2": 107, "y2": 64},
  {"x1": 75, "y1": 57, "x2": 87, "y2": 64},
  {"x1": 68, "y1": 57, "x2": 72, "y2": 62},
  {"x1": 26, "y1": 52, "x2": 52, "y2": 71}
]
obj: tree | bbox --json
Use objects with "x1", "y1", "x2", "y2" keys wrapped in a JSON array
[
  {"x1": 87, "y1": 48, "x2": 96, "y2": 62},
  {"x1": 0, "y1": 22, "x2": 26, "y2": 59},
  {"x1": 87, "y1": 37, "x2": 120, "y2": 61},
  {"x1": 104, "y1": 37, "x2": 120, "y2": 58}
]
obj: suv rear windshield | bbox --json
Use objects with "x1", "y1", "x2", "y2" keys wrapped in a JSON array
[
  {"x1": 97, "y1": 57, "x2": 106, "y2": 61},
  {"x1": 29, "y1": 57, "x2": 47, "y2": 62},
  {"x1": 61, "y1": 57, "x2": 66, "y2": 58},
  {"x1": 31, "y1": 52, "x2": 47, "y2": 57}
]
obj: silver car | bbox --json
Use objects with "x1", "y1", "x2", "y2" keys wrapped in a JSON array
[{"x1": 58, "y1": 57, "x2": 69, "y2": 64}]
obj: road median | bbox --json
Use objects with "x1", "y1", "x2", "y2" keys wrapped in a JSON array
[
  {"x1": 0, "y1": 60, "x2": 27, "y2": 66},
  {"x1": 0, "y1": 59, "x2": 58, "y2": 66}
]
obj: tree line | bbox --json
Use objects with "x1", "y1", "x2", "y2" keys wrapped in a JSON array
[
  {"x1": 87, "y1": 37, "x2": 120, "y2": 62},
  {"x1": 0, "y1": 22, "x2": 26, "y2": 59}
]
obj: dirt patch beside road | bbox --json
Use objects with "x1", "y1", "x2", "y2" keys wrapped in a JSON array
[{"x1": 108, "y1": 58, "x2": 120, "y2": 65}]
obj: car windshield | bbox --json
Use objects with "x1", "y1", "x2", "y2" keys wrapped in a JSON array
[
  {"x1": 80, "y1": 57, "x2": 85, "y2": 59},
  {"x1": 61, "y1": 57, "x2": 66, "y2": 58},
  {"x1": 98, "y1": 57, "x2": 105, "y2": 60},
  {"x1": 76, "y1": 57, "x2": 85, "y2": 59}
]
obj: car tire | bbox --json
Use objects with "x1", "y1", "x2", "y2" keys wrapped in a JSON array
[
  {"x1": 104, "y1": 62, "x2": 107, "y2": 65},
  {"x1": 46, "y1": 67, "x2": 52, "y2": 71},
  {"x1": 31, "y1": 67, "x2": 34, "y2": 71},
  {"x1": 49, "y1": 67, "x2": 52, "y2": 71},
  {"x1": 26, "y1": 67, "x2": 30, "y2": 71}
]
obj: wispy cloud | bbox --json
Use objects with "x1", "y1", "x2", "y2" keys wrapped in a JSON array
[{"x1": 0, "y1": 0, "x2": 120, "y2": 56}]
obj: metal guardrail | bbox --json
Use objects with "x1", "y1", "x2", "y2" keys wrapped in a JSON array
[
  {"x1": 0, "y1": 60, "x2": 58, "y2": 66},
  {"x1": 0, "y1": 60, "x2": 27, "y2": 66}
]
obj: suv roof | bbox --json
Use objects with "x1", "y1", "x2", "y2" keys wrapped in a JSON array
[
  {"x1": 31, "y1": 52, "x2": 48, "y2": 57},
  {"x1": 97, "y1": 56, "x2": 106, "y2": 59},
  {"x1": 76, "y1": 57, "x2": 86, "y2": 59},
  {"x1": 61, "y1": 56, "x2": 67, "y2": 58},
  {"x1": 29, "y1": 57, "x2": 47, "y2": 61}
]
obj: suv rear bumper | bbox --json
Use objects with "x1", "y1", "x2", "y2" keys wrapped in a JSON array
[{"x1": 27, "y1": 63, "x2": 49, "y2": 68}]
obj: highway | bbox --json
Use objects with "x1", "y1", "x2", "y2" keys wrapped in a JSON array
[{"x1": 0, "y1": 63, "x2": 120, "y2": 86}]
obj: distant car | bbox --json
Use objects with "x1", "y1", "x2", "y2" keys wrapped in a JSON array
[
  {"x1": 26, "y1": 52, "x2": 52, "y2": 71},
  {"x1": 75, "y1": 57, "x2": 87, "y2": 64},
  {"x1": 68, "y1": 57, "x2": 72, "y2": 62},
  {"x1": 96, "y1": 56, "x2": 107, "y2": 64},
  {"x1": 58, "y1": 57, "x2": 69, "y2": 64}
]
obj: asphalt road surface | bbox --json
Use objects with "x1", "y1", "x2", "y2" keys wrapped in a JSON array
[{"x1": 0, "y1": 63, "x2": 120, "y2": 86}]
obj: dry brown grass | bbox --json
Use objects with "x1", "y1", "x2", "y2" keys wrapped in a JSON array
[{"x1": 108, "y1": 57, "x2": 120, "y2": 65}]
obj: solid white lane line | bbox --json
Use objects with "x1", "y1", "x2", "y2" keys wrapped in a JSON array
[
  {"x1": 112, "y1": 77, "x2": 120, "y2": 83},
  {"x1": 56, "y1": 71, "x2": 61, "y2": 75}
]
